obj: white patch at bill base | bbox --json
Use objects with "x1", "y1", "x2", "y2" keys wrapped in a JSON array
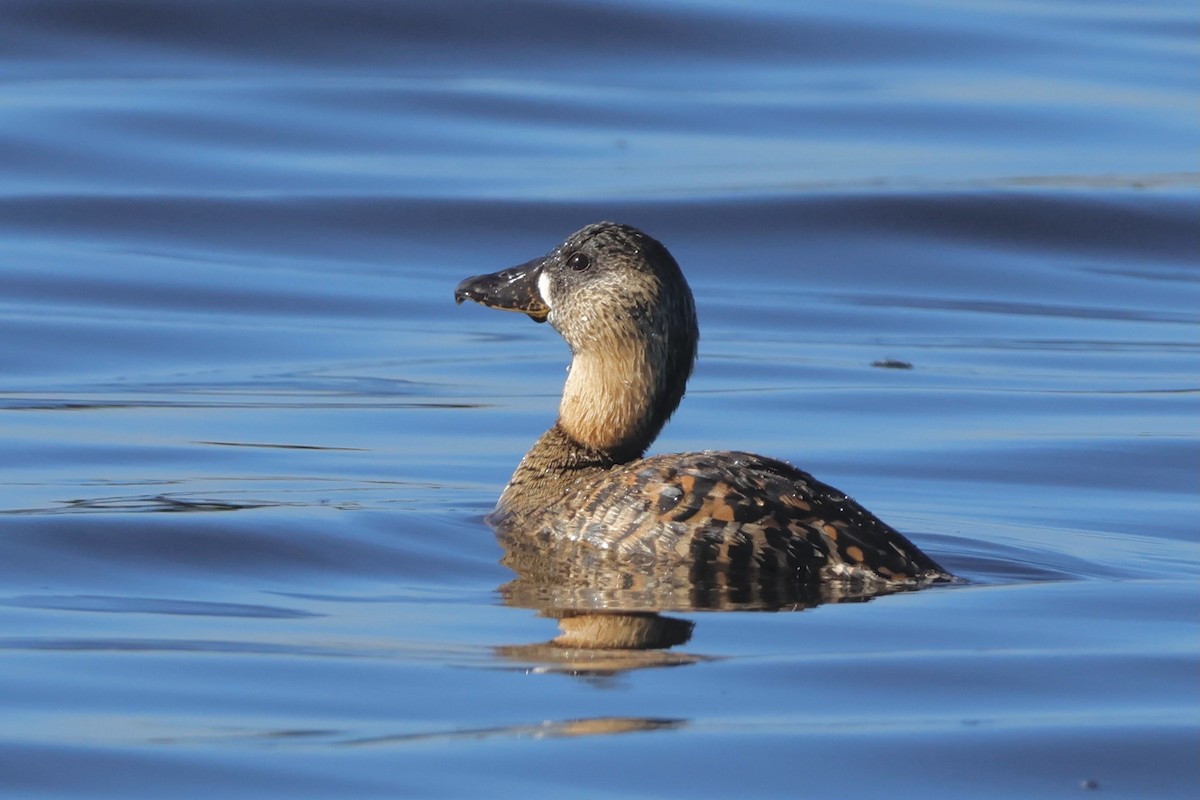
[{"x1": 537, "y1": 271, "x2": 554, "y2": 309}]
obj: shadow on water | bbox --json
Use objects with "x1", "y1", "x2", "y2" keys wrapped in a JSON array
[{"x1": 338, "y1": 716, "x2": 688, "y2": 747}]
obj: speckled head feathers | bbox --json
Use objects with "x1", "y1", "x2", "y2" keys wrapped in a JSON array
[{"x1": 537, "y1": 223, "x2": 694, "y2": 339}]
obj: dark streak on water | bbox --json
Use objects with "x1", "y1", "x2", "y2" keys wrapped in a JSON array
[{"x1": 1, "y1": 1, "x2": 1198, "y2": 798}]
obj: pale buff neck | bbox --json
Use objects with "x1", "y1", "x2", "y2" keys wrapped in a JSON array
[
  {"x1": 494, "y1": 338, "x2": 662, "y2": 519},
  {"x1": 558, "y1": 338, "x2": 660, "y2": 459}
]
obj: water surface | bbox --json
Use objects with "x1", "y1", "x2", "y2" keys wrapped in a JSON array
[{"x1": 1, "y1": 1, "x2": 1197, "y2": 797}]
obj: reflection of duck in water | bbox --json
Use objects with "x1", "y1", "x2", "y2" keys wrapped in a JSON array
[
  {"x1": 456, "y1": 222, "x2": 954, "y2": 607},
  {"x1": 494, "y1": 610, "x2": 703, "y2": 676}
]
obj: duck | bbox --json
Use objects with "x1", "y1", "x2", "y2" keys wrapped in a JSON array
[{"x1": 455, "y1": 221, "x2": 953, "y2": 593}]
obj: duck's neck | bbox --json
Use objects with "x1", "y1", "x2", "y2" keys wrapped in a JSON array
[
  {"x1": 559, "y1": 339, "x2": 661, "y2": 458},
  {"x1": 496, "y1": 309, "x2": 696, "y2": 518},
  {"x1": 497, "y1": 339, "x2": 671, "y2": 516}
]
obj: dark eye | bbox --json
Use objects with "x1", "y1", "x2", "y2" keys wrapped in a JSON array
[{"x1": 566, "y1": 252, "x2": 591, "y2": 271}]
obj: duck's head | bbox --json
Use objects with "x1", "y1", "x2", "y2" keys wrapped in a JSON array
[{"x1": 456, "y1": 222, "x2": 698, "y2": 457}]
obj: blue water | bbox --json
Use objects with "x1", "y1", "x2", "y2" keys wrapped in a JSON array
[{"x1": 1, "y1": 1, "x2": 1198, "y2": 797}]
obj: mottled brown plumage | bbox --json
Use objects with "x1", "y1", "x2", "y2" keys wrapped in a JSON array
[{"x1": 455, "y1": 221, "x2": 953, "y2": 599}]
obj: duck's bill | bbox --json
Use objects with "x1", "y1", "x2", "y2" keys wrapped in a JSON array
[{"x1": 454, "y1": 258, "x2": 550, "y2": 323}]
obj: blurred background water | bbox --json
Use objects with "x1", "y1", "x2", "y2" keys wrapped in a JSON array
[{"x1": 1, "y1": 1, "x2": 1197, "y2": 797}]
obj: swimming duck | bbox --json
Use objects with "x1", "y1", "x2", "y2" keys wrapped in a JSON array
[{"x1": 455, "y1": 222, "x2": 952, "y2": 591}]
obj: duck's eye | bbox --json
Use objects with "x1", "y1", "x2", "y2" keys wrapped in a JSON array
[{"x1": 566, "y1": 252, "x2": 591, "y2": 271}]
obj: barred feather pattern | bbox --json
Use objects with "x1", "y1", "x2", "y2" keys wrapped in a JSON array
[{"x1": 491, "y1": 448, "x2": 952, "y2": 606}]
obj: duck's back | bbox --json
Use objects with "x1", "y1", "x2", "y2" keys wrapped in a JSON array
[{"x1": 494, "y1": 450, "x2": 951, "y2": 587}]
